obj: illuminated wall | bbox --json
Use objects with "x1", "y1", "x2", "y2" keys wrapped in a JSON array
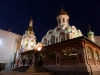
[
  {"x1": 41, "y1": 9, "x2": 83, "y2": 46},
  {"x1": 20, "y1": 19, "x2": 36, "y2": 52},
  {"x1": 94, "y1": 36, "x2": 100, "y2": 45},
  {"x1": 0, "y1": 29, "x2": 21, "y2": 70}
]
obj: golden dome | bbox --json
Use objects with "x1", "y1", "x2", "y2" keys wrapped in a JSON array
[{"x1": 58, "y1": 7, "x2": 68, "y2": 16}]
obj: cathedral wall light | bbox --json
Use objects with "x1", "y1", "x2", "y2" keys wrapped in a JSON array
[{"x1": 35, "y1": 43, "x2": 43, "y2": 51}]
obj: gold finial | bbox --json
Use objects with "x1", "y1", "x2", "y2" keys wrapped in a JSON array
[
  {"x1": 61, "y1": 5, "x2": 63, "y2": 11},
  {"x1": 88, "y1": 25, "x2": 91, "y2": 32}
]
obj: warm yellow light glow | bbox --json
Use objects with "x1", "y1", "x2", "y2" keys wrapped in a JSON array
[
  {"x1": 30, "y1": 42, "x2": 33, "y2": 45},
  {"x1": 25, "y1": 39, "x2": 28, "y2": 45},
  {"x1": 0, "y1": 39, "x2": 3, "y2": 45},
  {"x1": 35, "y1": 43, "x2": 43, "y2": 51},
  {"x1": 37, "y1": 47, "x2": 42, "y2": 51}
]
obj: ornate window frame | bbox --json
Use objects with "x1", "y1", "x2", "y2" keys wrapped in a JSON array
[
  {"x1": 61, "y1": 47, "x2": 77, "y2": 60},
  {"x1": 59, "y1": 34, "x2": 65, "y2": 42},
  {"x1": 95, "y1": 50, "x2": 99, "y2": 60},
  {"x1": 50, "y1": 36, "x2": 55, "y2": 44},
  {"x1": 47, "y1": 51, "x2": 56, "y2": 61},
  {"x1": 86, "y1": 47, "x2": 94, "y2": 59}
]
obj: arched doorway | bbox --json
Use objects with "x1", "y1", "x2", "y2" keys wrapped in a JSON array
[{"x1": 35, "y1": 52, "x2": 43, "y2": 66}]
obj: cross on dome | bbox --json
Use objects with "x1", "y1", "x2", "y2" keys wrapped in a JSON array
[{"x1": 58, "y1": 5, "x2": 68, "y2": 16}]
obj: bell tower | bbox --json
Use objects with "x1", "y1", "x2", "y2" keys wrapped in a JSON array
[{"x1": 21, "y1": 18, "x2": 36, "y2": 52}]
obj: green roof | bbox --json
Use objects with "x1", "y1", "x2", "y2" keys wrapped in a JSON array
[{"x1": 87, "y1": 31, "x2": 94, "y2": 36}]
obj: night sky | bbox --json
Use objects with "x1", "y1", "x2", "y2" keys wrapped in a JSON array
[{"x1": 0, "y1": 0, "x2": 100, "y2": 42}]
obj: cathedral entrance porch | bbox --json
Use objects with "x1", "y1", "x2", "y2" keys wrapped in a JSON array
[
  {"x1": 14, "y1": 50, "x2": 44, "y2": 71},
  {"x1": 35, "y1": 52, "x2": 43, "y2": 66}
]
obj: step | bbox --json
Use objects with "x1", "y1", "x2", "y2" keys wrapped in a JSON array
[
  {"x1": 26, "y1": 66, "x2": 47, "y2": 73},
  {"x1": 13, "y1": 66, "x2": 30, "y2": 72},
  {"x1": 2, "y1": 70, "x2": 51, "y2": 75}
]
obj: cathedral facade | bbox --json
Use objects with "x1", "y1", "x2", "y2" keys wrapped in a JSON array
[
  {"x1": 41, "y1": 8, "x2": 83, "y2": 46},
  {"x1": 1, "y1": 8, "x2": 100, "y2": 75}
]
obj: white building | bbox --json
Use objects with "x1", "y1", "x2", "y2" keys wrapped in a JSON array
[{"x1": 0, "y1": 29, "x2": 21, "y2": 70}]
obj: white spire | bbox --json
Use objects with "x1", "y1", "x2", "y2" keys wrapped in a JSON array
[{"x1": 29, "y1": 17, "x2": 33, "y2": 26}]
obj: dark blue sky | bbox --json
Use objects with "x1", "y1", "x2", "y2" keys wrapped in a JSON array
[{"x1": 0, "y1": 0, "x2": 100, "y2": 42}]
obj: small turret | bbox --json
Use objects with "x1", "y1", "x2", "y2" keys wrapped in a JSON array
[
  {"x1": 25, "y1": 18, "x2": 34, "y2": 34},
  {"x1": 29, "y1": 18, "x2": 33, "y2": 26},
  {"x1": 56, "y1": 5, "x2": 69, "y2": 28},
  {"x1": 21, "y1": 18, "x2": 36, "y2": 51},
  {"x1": 87, "y1": 25, "x2": 95, "y2": 42}
]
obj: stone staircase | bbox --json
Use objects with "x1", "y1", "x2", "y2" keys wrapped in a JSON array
[
  {"x1": 2, "y1": 70, "x2": 25, "y2": 75},
  {"x1": 26, "y1": 66, "x2": 48, "y2": 73},
  {"x1": 13, "y1": 66, "x2": 30, "y2": 72},
  {"x1": 2, "y1": 66, "x2": 52, "y2": 75}
]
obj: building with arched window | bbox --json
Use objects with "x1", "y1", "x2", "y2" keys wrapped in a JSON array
[
  {"x1": 4, "y1": 7, "x2": 100, "y2": 75},
  {"x1": 0, "y1": 29, "x2": 21, "y2": 70},
  {"x1": 42, "y1": 36, "x2": 100, "y2": 75},
  {"x1": 40, "y1": 8, "x2": 100, "y2": 75},
  {"x1": 86, "y1": 47, "x2": 94, "y2": 59},
  {"x1": 41, "y1": 8, "x2": 83, "y2": 46}
]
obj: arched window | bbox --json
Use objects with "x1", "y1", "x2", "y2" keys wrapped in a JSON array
[
  {"x1": 50, "y1": 36, "x2": 55, "y2": 44},
  {"x1": 47, "y1": 51, "x2": 56, "y2": 61},
  {"x1": 21, "y1": 39, "x2": 23, "y2": 46},
  {"x1": 30, "y1": 39, "x2": 34, "y2": 46},
  {"x1": 60, "y1": 34, "x2": 65, "y2": 42},
  {"x1": 87, "y1": 47, "x2": 94, "y2": 59},
  {"x1": 59, "y1": 19, "x2": 61, "y2": 24},
  {"x1": 25, "y1": 39, "x2": 28, "y2": 46},
  {"x1": 62, "y1": 49, "x2": 68, "y2": 60},
  {"x1": 43, "y1": 39, "x2": 47, "y2": 45},
  {"x1": 62, "y1": 47, "x2": 77, "y2": 60},
  {"x1": 63, "y1": 18, "x2": 65, "y2": 23},
  {"x1": 31, "y1": 40, "x2": 33, "y2": 42},
  {"x1": 95, "y1": 50, "x2": 99, "y2": 60}
]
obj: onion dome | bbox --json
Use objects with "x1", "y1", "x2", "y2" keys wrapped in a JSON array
[
  {"x1": 87, "y1": 31, "x2": 94, "y2": 36},
  {"x1": 87, "y1": 25, "x2": 94, "y2": 36},
  {"x1": 58, "y1": 8, "x2": 68, "y2": 16},
  {"x1": 58, "y1": 5, "x2": 68, "y2": 16}
]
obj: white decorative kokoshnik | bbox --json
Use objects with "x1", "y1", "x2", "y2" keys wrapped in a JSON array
[{"x1": 41, "y1": 8, "x2": 83, "y2": 46}]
